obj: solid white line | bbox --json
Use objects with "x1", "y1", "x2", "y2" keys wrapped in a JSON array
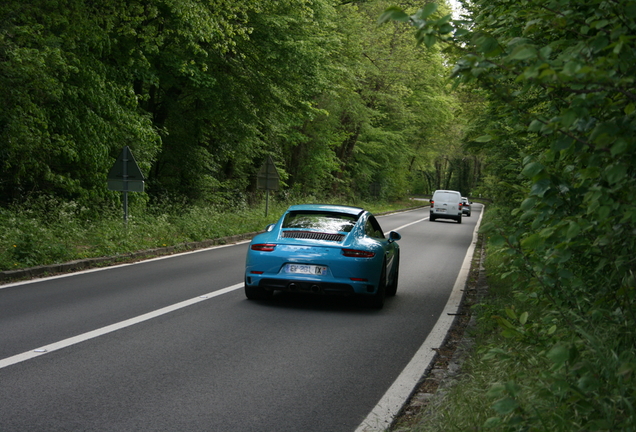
[
  {"x1": 356, "y1": 208, "x2": 484, "y2": 432},
  {"x1": 383, "y1": 216, "x2": 430, "y2": 237},
  {"x1": 0, "y1": 283, "x2": 243, "y2": 370}
]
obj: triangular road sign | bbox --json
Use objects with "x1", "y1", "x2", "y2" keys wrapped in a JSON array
[{"x1": 107, "y1": 146, "x2": 144, "y2": 192}]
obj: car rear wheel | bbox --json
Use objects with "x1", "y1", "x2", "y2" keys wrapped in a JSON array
[
  {"x1": 244, "y1": 279, "x2": 274, "y2": 300},
  {"x1": 457, "y1": 215, "x2": 462, "y2": 224},
  {"x1": 386, "y1": 254, "x2": 399, "y2": 297},
  {"x1": 367, "y1": 262, "x2": 386, "y2": 309},
  {"x1": 430, "y1": 215, "x2": 436, "y2": 222}
]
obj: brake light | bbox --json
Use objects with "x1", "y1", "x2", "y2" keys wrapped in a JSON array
[
  {"x1": 342, "y1": 249, "x2": 375, "y2": 258},
  {"x1": 251, "y1": 243, "x2": 276, "y2": 252},
  {"x1": 430, "y1": 200, "x2": 434, "y2": 205}
]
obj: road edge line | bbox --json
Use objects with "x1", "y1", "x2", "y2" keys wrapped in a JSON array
[{"x1": 355, "y1": 208, "x2": 484, "y2": 432}]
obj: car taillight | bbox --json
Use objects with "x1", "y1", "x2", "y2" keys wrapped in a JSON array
[
  {"x1": 430, "y1": 200, "x2": 434, "y2": 205},
  {"x1": 342, "y1": 249, "x2": 375, "y2": 258},
  {"x1": 251, "y1": 243, "x2": 276, "y2": 252}
]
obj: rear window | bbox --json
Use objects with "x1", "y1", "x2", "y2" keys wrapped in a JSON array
[
  {"x1": 282, "y1": 211, "x2": 358, "y2": 233},
  {"x1": 434, "y1": 192, "x2": 460, "y2": 203}
]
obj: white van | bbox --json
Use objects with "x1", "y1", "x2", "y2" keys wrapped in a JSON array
[{"x1": 430, "y1": 190, "x2": 462, "y2": 223}]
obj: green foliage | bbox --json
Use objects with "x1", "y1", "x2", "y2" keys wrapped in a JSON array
[
  {"x1": 383, "y1": 0, "x2": 636, "y2": 429},
  {"x1": 1, "y1": 0, "x2": 470, "y2": 208},
  {"x1": 0, "y1": 196, "x2": 421, "y2": 272}
]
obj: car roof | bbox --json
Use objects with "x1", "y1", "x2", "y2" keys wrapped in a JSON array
[{"x1": 286, "y1": 204, "x2": 366, "y2": 216}]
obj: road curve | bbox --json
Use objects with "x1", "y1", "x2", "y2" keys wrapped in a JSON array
[{"x1": 0, "y1": 204, "x2": 483, "y2": 432}]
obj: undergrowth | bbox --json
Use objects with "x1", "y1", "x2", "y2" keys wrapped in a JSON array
[
  {"x1": 410, "y1": 205, "x2": 636, "y2": 432},
  {"x1": 0, "y1": 195, "x2": 420, "y2": 272}
]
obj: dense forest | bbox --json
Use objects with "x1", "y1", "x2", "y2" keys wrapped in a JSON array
[{"x1": 0, "y1": 0, "x2": 479, "y2": 212}]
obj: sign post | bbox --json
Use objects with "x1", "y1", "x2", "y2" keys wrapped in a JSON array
[
  {"x1": 107, "y1": 146, "x2": 145, "y2": 224},
  {"x1": 256, "y1": 156, "x2": 280, "y2": 217}
]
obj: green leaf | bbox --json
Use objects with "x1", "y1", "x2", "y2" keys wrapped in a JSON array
[
  {"x1": 520, "y1": 197, "x2": 536, "y2": 210},
  {"x1": 378, "y1": 7, "x2": 410, "y2": 24},
  {"x1": 552, "y1": 136, "x2": 573, "y2": 151},
  {"x1": 423, "y1": 34, "x2": 437, "y2": 48},
  {"x1": 610, "y1": 139, "x2": 629, "y2": 156},
  {"x1": 420, "y1": 3, "x2": 438, "y2": 19},
  {"x1": 521, "y1": 162, "x2": 545, "y2": 178},
  {"x1": 605, "y1": 164, "x2": 627, "y2": 185},
  {"x1": 476, "y1": 36, "x2": 499, "y2": 54},
  {"x1": 492, "y1": 397, "x2": 518, "y2": 415},
  {"x1": 521, "y1": 233, "x2": 542, "y2": 249},
  {"x1": 519, "y1": 311, "x2": 528, "y2": 325},
  {"x1": 566, "y1": 221, "x2": 581, "y2": 239},
  {"x1": 508, "y1": 45, "x2": 537, "y2": 61},
  {"x1": 530, "y1": 179, "x2": 551, "y2": 197},
  {"x1": 439, "y1": 23, "x2": 454, "y2": 34},
  {"x1": 484, "y1": 417, "x2": 502, "y2": 427},
  {"x1": 474, "y1": 134, "x2": 493, "y2": 142},
  {"x1": 547, "y1": 344, "x2": 570, "y2": 368},
  {"x1": 528, "y1": 119, "x2": 543, "y2": 132}
]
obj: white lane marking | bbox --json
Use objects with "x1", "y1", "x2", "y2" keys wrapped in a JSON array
[
  {"x1": 385, "y1": 216, "x2": 429, "y2": 235},
  {"x1": 0, "y1": 241, "x2": 251, "y2": 290},
  {"x1": 356, "y1": 207, "x2": 484, "y2": 432},
  {"x1": 0, "y1": 283, "x2": 244, "y2": 370}
]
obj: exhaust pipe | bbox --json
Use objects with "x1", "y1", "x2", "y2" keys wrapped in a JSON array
[
  {"x1": 311, "y1": 285, "x2": 321, "y2": 294},
  {"x1": 288, "y1": 283, "x2": 298, "y2": 291}
]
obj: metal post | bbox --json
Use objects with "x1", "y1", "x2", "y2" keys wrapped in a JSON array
[
  {"x1": 123, "y1": 148, "x2": 129, "y2": 224},
  {"x1": 265, "y1": 162, "x2": 270, "y2": 217}
]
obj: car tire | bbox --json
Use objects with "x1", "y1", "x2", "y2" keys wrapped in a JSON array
[
  {"x1": 244, "y1": 280, "x2": 273, "y2": 300},
  {"x1": 457, "y1": 215, "x2": 462, "y2": 224},
  {"x1": 430, "y1": 215, "x2": 436, "y2": 222},
  {"x1": 386, "y1": 253, "x2": 399, "y2": 297},
  {"x1": 467, "y1": 212, "x2": 471, "y2": 217},
  {"x1": 368, "y1": 262, "x2": 386, "y2": 309}
]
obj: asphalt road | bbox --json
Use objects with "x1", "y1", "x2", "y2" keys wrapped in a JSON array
[{"x1": 0, "y1": 204, "x2": 482, "y2": 432}]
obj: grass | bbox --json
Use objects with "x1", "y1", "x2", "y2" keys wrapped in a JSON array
[{"x1": 0, "y1": 196, "x2": 422, "y2": 272}]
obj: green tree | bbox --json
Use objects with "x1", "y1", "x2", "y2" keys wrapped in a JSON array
[
  {"x1": 0, "y1": 0, "x2": 159, "y2": 208},
  {"x1": 383, "y1": 0, "x2": 636, "y2": 428}
]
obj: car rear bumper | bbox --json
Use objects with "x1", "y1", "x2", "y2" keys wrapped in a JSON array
[
  {"x1": 245, "y1": 274, "x2": 376, "y2": 295},
  {"x1": 430, "y1": 210, "x2": 461, "y2": 220}
]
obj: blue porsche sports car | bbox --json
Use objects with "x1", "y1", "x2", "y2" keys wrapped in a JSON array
[{"x1": 244, "y1": 204, "x2": 401, "y2": 308}]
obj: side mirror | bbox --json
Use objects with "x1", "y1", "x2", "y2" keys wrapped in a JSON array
[{"x1": 389, "y1": 231, "x2": 401, "y2": 242}]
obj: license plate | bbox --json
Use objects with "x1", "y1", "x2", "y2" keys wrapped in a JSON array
[
  {"x1": 437, "y1": 208, "x2": 446, "y2": 213},
  {"x1": 285, "y1": 264, "x2": 327, "y2": 275}
]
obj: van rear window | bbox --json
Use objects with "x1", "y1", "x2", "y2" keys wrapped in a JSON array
[{"x1": 435, "y1": 192, "x2": 460, "y2": 202}]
